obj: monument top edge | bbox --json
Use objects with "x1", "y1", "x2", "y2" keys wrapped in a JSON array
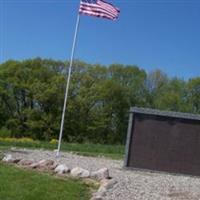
[{"x1": 130, "y1": 107, "x2": 200, "y2": 121}]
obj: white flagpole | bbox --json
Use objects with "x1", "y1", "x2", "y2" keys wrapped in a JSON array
[{"x1": 56, "y1": 13, "x2": 81, "y2": 157}]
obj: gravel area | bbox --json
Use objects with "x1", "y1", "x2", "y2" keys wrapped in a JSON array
[{"x1": 6, "y1": 149, "x2": 200, "y2": 200}]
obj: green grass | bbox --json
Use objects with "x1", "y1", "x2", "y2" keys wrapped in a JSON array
[
  {"x1": 0, "y1": 141, "x2": 124, "y2": 160},
  {"x1": 0, "y1": 163, "x2": 93, "y2": 200}
]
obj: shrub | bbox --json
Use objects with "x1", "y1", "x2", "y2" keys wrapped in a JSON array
[
  {"x1": 0, "y1": 137, "x2": 35, "y2": 143},
  {"x1": 0, "y1": 127, "x2": 11, "y2": 138},
  {"x1": 50, "y1": 139, "x2": 58, "y2": 144}
]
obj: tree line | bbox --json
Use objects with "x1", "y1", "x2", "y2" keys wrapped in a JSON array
[{"x1": 0, "y1": 58, "x2": 199, "y2": 144}]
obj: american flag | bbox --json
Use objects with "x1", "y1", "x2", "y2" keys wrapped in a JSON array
[{"x1": 79, "y1": 0, "x2": 120, "y2": 20}]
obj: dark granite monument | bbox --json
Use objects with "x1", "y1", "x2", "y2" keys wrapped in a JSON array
[{"x1": 124, "y1": 107, "x2": 200, "y2": 176}]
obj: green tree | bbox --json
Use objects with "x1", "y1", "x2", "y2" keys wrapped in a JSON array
[
  {"x1": 0, "y1": 59, "x2": 199, "y2": 144},
  {"x1": 187, "y1": 77, "x2": 200, "y2": 114}
]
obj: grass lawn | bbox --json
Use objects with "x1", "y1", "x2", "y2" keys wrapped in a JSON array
[
  {"x1": 0, "y1": 141, "x2": 124, "y2": 160},
  {"x1": 0, "y1": 163, "x2": 93, "y2": 200}
]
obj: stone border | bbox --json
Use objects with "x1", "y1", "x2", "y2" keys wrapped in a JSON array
[{"x1": 2, "y1": 154, "x2": 117, "y2": 200}]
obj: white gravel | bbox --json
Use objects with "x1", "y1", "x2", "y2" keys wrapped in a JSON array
[{"x1": 7, "y1": 149, "x2": 200, "y2": 200}]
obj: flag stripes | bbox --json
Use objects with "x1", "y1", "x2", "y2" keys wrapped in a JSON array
[{"x1": 79, "y1": 0, "x2": 120, "y2": 20}]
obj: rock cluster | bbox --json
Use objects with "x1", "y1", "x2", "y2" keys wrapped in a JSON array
[{"x1": 1, "y1": 154, "x2": 117, "y2": 200}]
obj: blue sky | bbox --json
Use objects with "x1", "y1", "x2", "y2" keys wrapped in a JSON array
[{"x1": 0, "y1": 0, "x2": 200, "y2": 79}]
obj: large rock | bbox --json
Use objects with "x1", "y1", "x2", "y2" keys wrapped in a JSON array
[
  {"x1": 29, "y1": 162, "x2": 39, "y2": 169},
  {"x1": 91, "y1": 179, "x2": 117, "y2": 200},
  {"x1": 30, "y1": 159, "x2": 56, "y2": 170},
  {"x1": 97, "y1": 186, "x2": 107, "y2": 196},
  {"x1": 18, "y1": 159, "x2": 34, "y2": 166},
  {"x1": 2, "y1": 154, "x2": 21, "y2": 163},
  {"x1": 91, "y1": 186, "x2": 106, "y2": 200},
  {"x1": 2, "y1": 154, "x2": 13, "y2": 162},
  {"x1": 91, "y1": 168, "x2": 110, "y2": 180},
  {"x1": 100, "y1": 178, "x2": 117, "y2": 190},
  {"x1": 71, "y1": 167, "x2": 90, "y2": 178},
  {"x1": 49, "y1": 163, "x2": 58, "y2": 170},
  {"x1": 92, "y1": 178, "x2": 117, "y2": 200},
  {"x1": 38, "y1": 160, "x2": 54, "y2": 169},
  {"x1": 54, "y1": 164, "x2": 70, "y2": 174}
]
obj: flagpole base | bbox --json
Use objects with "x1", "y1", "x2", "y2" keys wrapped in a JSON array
[{"x1": 54, "y1": 149, "x2": 60, "y2": 158}]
